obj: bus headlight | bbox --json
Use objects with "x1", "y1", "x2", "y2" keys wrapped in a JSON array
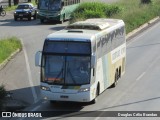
[
  {"x1": 78, "y1": 88, "x2": 90, "y2": 92},
  {"x1": 41, "y1": 86, "x2": 50, "y2": 91}
]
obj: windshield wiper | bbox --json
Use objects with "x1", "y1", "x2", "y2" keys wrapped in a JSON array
[
  {"x1": 67, "y1": 68, "x2": 77, "y2": 84},
  {"x1": 55, "y1": 68, "x2": 64, "y2": 80}
]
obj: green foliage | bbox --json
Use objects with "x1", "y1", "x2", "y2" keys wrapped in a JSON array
[
  {"x1": 112, "y1": 0, "x2": 160, "y2": 33},
  {"x1": 5, "y1": 0, "x2": 37, "y2": 11},
  {"x1": 0, "y1": 37, "x2": 22, "y2": 64},
  {"x1": 141, "y1": 0, "x2": 152, "y2": 4},
  {"x1": 70, "y1": 2, "x2": 122, "y2": 23},
  {"x1": 0, "y1": 85, "x2": 7, "y2": 110},
  {"x1": 70, "y1": 0, "x2": 160, "y2": 34}
]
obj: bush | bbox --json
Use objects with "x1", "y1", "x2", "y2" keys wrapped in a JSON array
[
  {"x1": 141, "y1": 0, "x2": 152, "y2": 4},
  {"x1": 0, "y1": 37, "x2": 22, "y2": 64},
  {"x1": 70, "y1": 2, "x2": 122, "y2": 23},
  {"x1": 0, "y1": 85, "x2": 7, "y2": 110},
  {"x1": 112, "y1": 0, "x2": 160, "y2": 33}
]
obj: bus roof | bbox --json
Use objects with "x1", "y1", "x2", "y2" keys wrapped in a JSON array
[{"x1": 46, "y1": 18, "x2": 124, "y2": 42}]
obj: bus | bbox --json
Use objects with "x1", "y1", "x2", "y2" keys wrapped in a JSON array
[
  {"x1": 35, "y1": 18, "x2": 126, "y2": 103},
  {"x1": 37, "y1": 0, "x2": 81, "y2": 23}
]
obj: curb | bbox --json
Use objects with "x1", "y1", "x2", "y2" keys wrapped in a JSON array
[
  {"x1": 126, "y1": 16, "x2": 160, "y2": 39},
  {"x1": 0, "y1": 49, "x2": 21, "y2": 71}
]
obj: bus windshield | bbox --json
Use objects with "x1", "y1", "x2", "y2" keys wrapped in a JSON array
[
  {"x1": 42, "y1": 55, "x2": 91, "y2": 85},
  {"x1": 49, "y1": 0, "x2": 61, "y2": 10},
  {"x1": 39, "y1": 0, "x2": 61, "y2": 10}
]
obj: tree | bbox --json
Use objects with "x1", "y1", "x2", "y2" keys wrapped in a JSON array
[
  {"x1": 13, "y1": 0, "x2": 19, "y2": 5},
  {"x1": 8, "y1": 0, "x2": 11, "y2": 7}
]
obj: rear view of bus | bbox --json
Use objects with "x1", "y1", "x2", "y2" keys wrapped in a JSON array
[{"x1": 35, "y1": 18, "x2": 126, "y2": 103}]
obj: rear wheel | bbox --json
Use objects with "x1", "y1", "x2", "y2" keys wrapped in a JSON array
[
  {"x1": 0, "y1": 10, "x2": 6, "y2": 17},
  {"x1": 111, "y1": 71, "x2": 118, "y2": 88}
]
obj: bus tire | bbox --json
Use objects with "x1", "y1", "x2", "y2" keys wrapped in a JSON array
[
  {"x1": 60, "y1": 14, "x2": 65, "y2": 24},
  {"x1": 112, "y1": 71, "x2": 118, "y2": 88},
  {"x1": 119, "y1": 67, "x2": 121, "y2": 79},
  {"x1": 91, "y1": 84, "x2": 99, "y2": 104}
]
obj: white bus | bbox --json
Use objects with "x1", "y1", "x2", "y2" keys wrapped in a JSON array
[{"x1": 35, "y1": 18, "x2": 126, "y2": 103}]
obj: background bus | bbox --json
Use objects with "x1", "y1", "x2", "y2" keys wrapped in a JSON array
[
  {"x1": 35, "y1": 18, "x2": 126, "y2": 103},
  {"x1": 37, "y1": 0, "x2": 81, "y2": 23}
]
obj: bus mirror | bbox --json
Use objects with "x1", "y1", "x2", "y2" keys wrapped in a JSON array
[
  {"x1": 91, "y1": 55, "x2": 96, "y2": 68},
  {"x1": 35, "y1": 51, "x2": 42, "y2": 67},
  {"x1": 61, "y1": 2, "x2": 64, "y2": 6}
]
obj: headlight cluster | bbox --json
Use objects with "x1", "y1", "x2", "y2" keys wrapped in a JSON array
[
  {"x1": 78, "y1": 88, "x2": 90, "y2": 92},
  {"x1": 41, "y1": 86, "x2": 50, "y2": 91}
]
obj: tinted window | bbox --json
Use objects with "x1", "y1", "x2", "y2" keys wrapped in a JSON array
[{"x1": 43, "y1": 41, "x2": 91, "y2": 54}]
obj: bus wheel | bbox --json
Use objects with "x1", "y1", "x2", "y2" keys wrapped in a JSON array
[
  {"x1": 91, "y1": 85, "x2": 99, "y2": 104},
  {"x1": 112, "y1": 72, "x2": 118, "y2": 88},
  {"x1": 118, "y1": 67, "x2": 121, "y2": 79},
  {"x1": 60, "y1": 15, "x2": 65, "y2": 24}
]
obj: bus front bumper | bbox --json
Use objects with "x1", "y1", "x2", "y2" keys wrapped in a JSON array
[
  {"x1": 37, "y1": 14, "x2": 60, "y2": 21},
  {"x1": 41, "y1": 90, "x2": 92, "y2": 102}
]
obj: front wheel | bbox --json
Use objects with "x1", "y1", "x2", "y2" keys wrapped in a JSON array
[
  {"x1": 28, "y1": 16, "x2": 31, "y2": 21},
  {"x1": 91, "y1": 86, "x2": 99, "y2": 104},
  {"x1": 14, "y1": 16, "x2": 17, "y2": 21},
  {"x1": 60, "y1": 14, "x2": 65, "y2": 24},
  {"x1": 0, "y1": 10, "x2": 6, "y2": 17},
  {"x1": 33, "y1": 12, "x2": 37, "y2": 20}
]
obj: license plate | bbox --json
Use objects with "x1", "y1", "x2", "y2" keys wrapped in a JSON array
[
  {"x1": 60, "y1": 95, "x2": 68, "y2": 99},
  {"x1": 19, "y1": 14, "x2": 23, "y2": 16}
]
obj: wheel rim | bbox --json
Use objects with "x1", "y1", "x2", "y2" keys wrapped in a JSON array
[{"x1": 1, "y1": 10, "x2": 6, "y2": 17}]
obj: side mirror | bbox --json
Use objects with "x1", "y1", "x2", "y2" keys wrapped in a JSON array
[
  {"x1": 91, "y1": 54, "x2": 96, "y2": 68},
  {"x1": 61, "y1": 2, "x2": 64, "y2": 6},
  {"x1": 35, "y1": 51, "x2": 42, "y2": 67}
]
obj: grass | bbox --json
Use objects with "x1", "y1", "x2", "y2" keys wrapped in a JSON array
[
  {"x1": 112, "y1": 0, "x2": 160, "y2": 33},
  {"x1": 5, "y1": 0, "x2": 37, "y2": 11},
  {"x1": 70, "y1": 2, "x2": 122, "y2": 23},
  {"x1": 0, "y1": 37, "x2": 22, "y2": 64},
  {"x1": 70, "y1": 0, "x2": 160, "y2": 34}
]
